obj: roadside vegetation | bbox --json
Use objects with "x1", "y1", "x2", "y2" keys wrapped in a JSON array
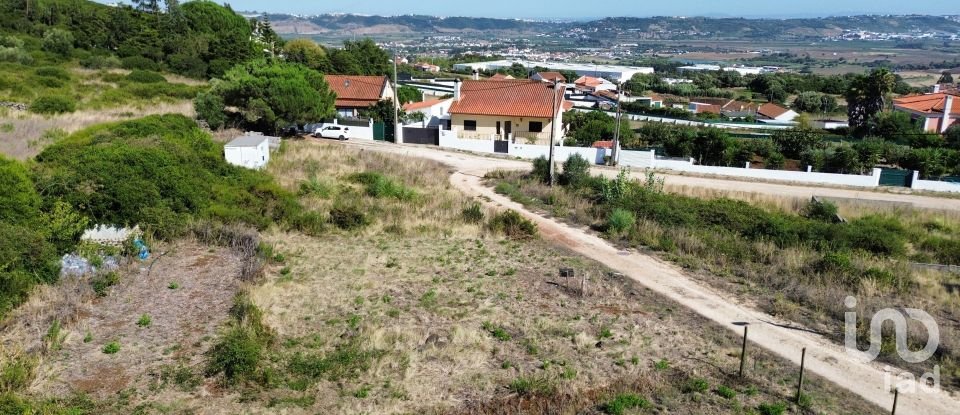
[{"x1": 489, "y1": 155, "x2": 960, "y2": 389}]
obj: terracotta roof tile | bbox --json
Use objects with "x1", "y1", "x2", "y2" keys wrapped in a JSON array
[
  {"x1": 536, "y1": 72, "x2": 566, "y2": 82},
  {"x1": 592, "y1": 140, "x2": 614, "y2": 149},
  {"x1": 490, "y1": 73, "x2": 515, "y2": 80},
  {"x1": 449, "y1": 80, "x2": 564, "y2": 118},
  {"x1": 757, "y1": 102, "x2": 791, "y2": 119},
  {"x1": 893, "y1": 93, "x2": 960, "y2": 115},
  {"x1": 325, "y1": 75, "x2": 388, "y2": 108},
  {"x1": 403, "y1": 98, "x2": 447, "y2": 111}
]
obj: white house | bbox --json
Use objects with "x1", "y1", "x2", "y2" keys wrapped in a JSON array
[
  {"x1": 225, "y1": 134, "x2": 271, "y2": 170},
  {"x1": 757, "y1": 103, "x2": 799, "y2": 122},
  {"x1": 403, "y1": 98, "x2": 453, "y2": 127}
]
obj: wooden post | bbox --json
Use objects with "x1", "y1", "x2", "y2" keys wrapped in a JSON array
[
  {"x1": 739, "y1": 325, "x2": 749, "y2": 377},
  {"x1": 580, "y1": 273, "x2": 585, "y2": 297},
  {"x1": 891, "y1": 388, "x2": 899, "y2": 415},
  {"x1": 796, "y1": 347, "x2": 807, "y2": 403}
]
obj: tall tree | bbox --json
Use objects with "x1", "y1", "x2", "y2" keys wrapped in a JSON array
[
  {"x1": 846, "y1": 68, "x2": 895, "y2": 136},
  {"x1": 940, "y1": 71, "x2": 954, "y2": 85}
]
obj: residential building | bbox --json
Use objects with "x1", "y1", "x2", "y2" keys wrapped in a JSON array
[
  {"x1": 688, "y1": 102, "x2": 721, "y2": 115},
  {"x1": 756, "y1": 103, "x2": 799, "y2": 122},
  {"x1": 325, "y1": 75, "x2": 395, "y2": 118},
  {"x1": 452, "y1": 59, "x2": 653, "y2": 83},
  {"x1": 678, "y1": 64, "x2": 766, "y2": 76},
  {"x1": 490, "y1": 73, "x2": 515, "y2": 80},
  {"x1": 402, "y1": 98, "x2": 453, "y2": 127},
  {"x1": 448, "y1": 79, "x2": 566, "y2": 145},
  {"x1": 414, "y1": 62, "x2": 441, "y2": 73},
  {"x1": 893, "y1": 92, "x2": 958, "y2": 133},
  {"x1": 531, "y1": 71, "x2": 566, "y2": 83},
  {"x1": 573, "y1": 76, "x2": 617, "y2": 93},
  {"x1": 224, "y1": 133, "x2": 272, "y2": 170}
]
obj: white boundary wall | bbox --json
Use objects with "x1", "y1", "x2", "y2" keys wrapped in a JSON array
[
  {"x1": 619, "y1": 149, "x2": 882, "y2": 188},
  {"x1": 438, "y1": 131, "x2": 605, "y2": 164},
  {"x1": 911, "y1": 171, "x2": 960, "y2": 193}
]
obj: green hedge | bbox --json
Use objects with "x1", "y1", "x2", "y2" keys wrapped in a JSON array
[{"x1": 29, "y1": 95, "x2": 76, "y2": 114}]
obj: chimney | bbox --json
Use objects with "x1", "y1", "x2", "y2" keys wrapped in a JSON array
[
  {"x1": 472, "y1": 70, "x2": 479, "y2": 81},
  {"x1": 454, "y1": 78, "x2": 462, "y2": 101},
  {"x1": 934, "y1": 84, "x2": 942, "y2": 93},
  {"x1": 942, "y1": 95, "x2": 954, "y2": 134}
]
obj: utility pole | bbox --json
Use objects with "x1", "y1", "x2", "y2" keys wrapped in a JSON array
[
  {"x1": 393, "y1": 50, "x2": 400, "y2": 143},
  {"x1": 549, "y1": 81, "x2": 563, "y2": 186},
  {"x1": 610, "y1": 80, "x2": 623, "y2": 166}
]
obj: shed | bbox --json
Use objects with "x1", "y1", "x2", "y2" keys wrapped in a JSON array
[{"x1": 225, "y1": 134, "x2": 270, "y2": 169}]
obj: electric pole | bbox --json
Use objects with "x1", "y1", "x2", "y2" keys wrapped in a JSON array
[
  {"x1": 393, "y1": 50, "x2": 400, "y2": 143},
  {"x1": 611, "y1": 80, "x2": 623, "y2": 166},
  {"x1": 549, "y1": 81, "x2": 564, "y2": 186}
]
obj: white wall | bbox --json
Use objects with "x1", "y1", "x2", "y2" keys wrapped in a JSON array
[
  {"x1": 224, "y1": 140, "x2": 269, "y2": 170},
  {"x1": 508, "y1": 143, "x2": 605, "y2": 164},
  {"x1": 439, "y1": 130, "x2": 495, "y2": 153},
  {"x1": 618, "y1": 149, "x2": 882, "y2": 188},
  {"x1": 318, "y1": 120, "x2": 375, "y2": 140},
  {"x1": 911, "y1": 171, "x2": 960, "y2": 193}
]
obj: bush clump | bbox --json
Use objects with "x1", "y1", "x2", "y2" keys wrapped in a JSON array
[
  {"x1": 606, "y1": 208, "x2": 636, "y2": 236},
  {"x1": 602, "y1": 393, "x2": 651, "y2": 415},
  {"x1": 560, "y1": 154, "x2": 591, "y2": 187},
  {"x1": 531, "y1": 156, "x2": 552, "y2": 183},
  {"x1": 487, "y1": 210, "x2": 537, "y2": 239},
  {"x1": 121, "y1": 56, "x2": 160, "y2": 71},
  {"x1": 328, "y1": 204, "x2": 370, "y2": 231},
  {"x1": 29, "y1": 95, "x2": 76, "y2": 114},
  {"x1": 348, "y1": 172, "x2": 416, "y2": 201},
  {"x1": 126, "y1": 70, "x2": 167, "y2": 84},
  {"x1": 461, "y1": 202, "x2": 484, "y2": 224}
]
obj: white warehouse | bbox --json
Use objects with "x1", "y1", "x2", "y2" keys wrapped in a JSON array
[
  {"x1": 452, "y1": 60, "x2": 654, "y2": 83},
  {"x1": 224, "y1": 133, "x2": 272, "y2": 170}
]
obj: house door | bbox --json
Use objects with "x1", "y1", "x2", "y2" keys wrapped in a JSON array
[
  {"x1": 496, "y1": 121, "x2": 501, "y2": 136},
  {"x1": 504, "y1": 121, "x2": 512, "y2": 140}
]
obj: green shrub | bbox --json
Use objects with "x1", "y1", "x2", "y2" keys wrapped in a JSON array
[
  {"x1": 507, "y1": 376, "x2": 555, "y2": 396},
  {"x1": 683, "y1": 378, "x2": 709, "y2": 393},
  {"x1": 288, "y1": 341, "x2": 385, "y2": 382},
  {"x1": 102, "y1": 341, "x2": 120, "y2": 354},
  {"x1": 126, "y1": 70, "x2": 167, "y2": 84},
  {"x1": 602, "y1": 393, "x2": 650, "y2": 415},
  {"x1": 606, "y1": 208, "x2": 636, "y2": 235},
  {"x1": 0, "y1": 46, "x2": 33, "y2": 65},
  {"x1": 560, "y1": 154, "x2": 591, "y2": 187},
  {"x1": 121, "y1": 56, "x2": 160, "y2": 71},
  {"x1": 715, "y1": 385, "x2": 737, "y2": 399},
  {"x1": 91, "y1": 272, "x2": 120, "y2": 297},
  {"x1": 803, "y1": 199, "x2": 839, "y2": 223},
  {"x1": 461, "y1": 202, "x2": 484, "y2": 224},
  {"x1": 29, "y1": 95, "x2": 76, "y2": 114},
  {"x1": 41, "y1": 28, "x2": 74, "y2": 57},
  {"x1": 348, "y1": 172, "x2": 416, "y2": 201},
  {"x1": 206, "y1": 325, "x2": 262, "y2": 384},
  {"x1": 487, "y1": 210, "x2": 537, "y2": 239},
  {"x1": 758, "y1": 402, "x2": 788, "y2": 415},
  {"x1": 79, "y1": 54, "x2": 121, "y2": 69},
  {"x1": 0, "y1": 355, "x2": 36, "y2": 393},
  {"x1": 531, "y1": 156, "x2": 552, "y2": 183},
  {"x1": 34, "y1": 67, "x2": 71, "y2": 80},
  {"x1": 36, "y1": 77, "x2": 64, "y2": 88},
  {"x1": 328, "y1": 205, "x2": 370, "y2": 231},
  {"x1": 481, "y1": 321, "x2": 511, "y2": 341},
  {"x1": 136, "y1": 314, "x2": 152, "y2": 327}
]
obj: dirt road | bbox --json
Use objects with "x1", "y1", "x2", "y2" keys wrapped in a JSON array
[
  {"x1": 339, "y1": 140, "x2": 960, "y2": 212},
  {"x1": 337, "y1": 139, "x2": 960, "y2": 414}
]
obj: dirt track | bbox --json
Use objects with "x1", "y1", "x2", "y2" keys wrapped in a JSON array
[{"x1": 338, "y1": 139, "x2": 960, "y2": 415}]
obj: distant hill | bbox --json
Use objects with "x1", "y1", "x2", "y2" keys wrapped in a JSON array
[
  {"x1": 265, "y1": 14, "x2": 554, "y2": 35},
  {"x1": 573, "y1": 15, "x2": 960, "y2": 40},
  {"x1": 265, "y1": 13, "x2": 960, "y2": 40}
]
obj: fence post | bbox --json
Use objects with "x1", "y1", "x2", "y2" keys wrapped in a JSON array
[
  {"x1": 891, "y1": 388, "x2": 899, "y2": 415},
  {"x1": 795, "y1": 347, "x2": 806, "y2": 404},
  {"x1": 739, "y1": 325, "x2": 749, "y2": 377}
]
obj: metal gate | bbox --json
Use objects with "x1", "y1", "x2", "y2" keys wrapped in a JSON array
[
  {"x1": 879, "y1": 168, "x2": 913, "y2": 187},
  {"x1": 494, "y1": 140, "x2": 509, "y2": 154},
  {"x1": 373, "y1": 122, "x2": 385, "y2": 141},
  {"x1": 403, "y1": 127, "x2": 439, "y2": 145}
]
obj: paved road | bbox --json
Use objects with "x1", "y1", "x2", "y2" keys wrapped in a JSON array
[{"x1": 333, "y1": 139, "x2": 960, "y2": 414}]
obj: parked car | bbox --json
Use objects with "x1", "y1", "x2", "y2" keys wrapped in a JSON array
[{"x1": 314, "y1": 125, "x2": 350, "y2": 140}]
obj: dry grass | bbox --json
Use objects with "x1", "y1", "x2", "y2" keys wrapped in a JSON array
[{"x1": 0, "y1": 102, "x2": 195, "y2": 160}]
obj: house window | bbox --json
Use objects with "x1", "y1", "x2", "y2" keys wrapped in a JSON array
[
  {"x1": 464, "y1": 120, "x2": 477, "y2": 131},
  {"x1": 529, "y1": 121, "x2": 543, "y2": 133}
]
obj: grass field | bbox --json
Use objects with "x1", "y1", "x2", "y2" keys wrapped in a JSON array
[{"x1": 0, "y1": 140, "x2": 884, "y2": 414}]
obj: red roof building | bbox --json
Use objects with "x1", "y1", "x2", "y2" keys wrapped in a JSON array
[
  {"x1": 532, "y1": 71, "x2": 566, "y2": 83},
  {"x1": 893, "y1": 92, "x2": 959, "y2": 133},
  {"x1": 325, "y1": 75, "x2": 393, "y2": 117},
  {"x1": 448, "y1": 80, "x2": 566, "y2": 144}
]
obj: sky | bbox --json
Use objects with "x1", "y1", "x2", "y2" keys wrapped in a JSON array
[{"x1": 147, "y1": 0, "x2": 960, "y2": 19}]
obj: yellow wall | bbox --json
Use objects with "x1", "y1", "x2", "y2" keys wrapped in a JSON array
[{"x1": 451, "y1": 113, "x2": 559, "y2": 145}]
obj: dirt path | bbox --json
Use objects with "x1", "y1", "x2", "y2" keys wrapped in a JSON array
[
  {"x1": 338, "y1": 139, "x2": 960, "y2": 212},
  {"x1": 333, "y1": 139, "x2": 960, "y2": 415}
]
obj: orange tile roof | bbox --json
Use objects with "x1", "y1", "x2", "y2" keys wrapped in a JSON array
[
  {"x1": 536, "y1": 71, "x2": 566, "y2": 82},
  {"x1": 699, "y1": 104, "x2": 722, "y2": 115},
  {"x1": 325, "y1": 75, "x2": 388, "y2": 108},
  {"x1": 893, "y1": 93, "x2": 960, "y2": 115},
  {"x1": 574, "y1": 76, "x2": 606, "y2": 87},
  {"x1": 490, "y1": 73, "x2": 515, "y2": 80},
  {"x1": 402, "y1": 98, "x2": 446, "y2": 111},
  {"x1": 592, "y1": 140, "x2": 614, "y2": 149},
  {"x1": 757, "y1": 102, "x2": 791, "y2": 119},
  {"x1": 449, "y1": 80, "x2": 564, "y2": 118}
]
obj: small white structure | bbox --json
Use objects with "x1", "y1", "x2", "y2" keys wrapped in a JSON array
[{"x1": 225, "y1": 134, "x2": 271, "y2": 169}]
